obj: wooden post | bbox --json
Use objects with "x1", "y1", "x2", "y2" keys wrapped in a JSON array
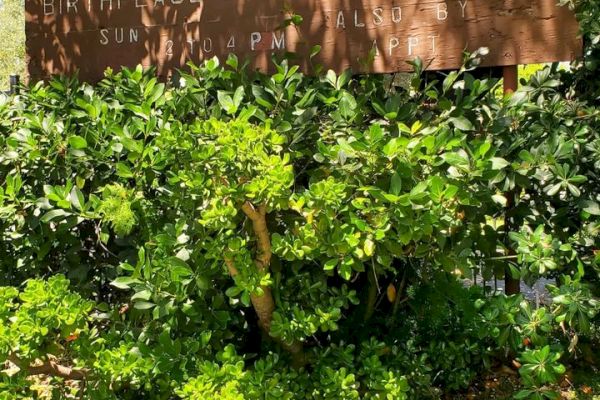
[
  {"x1": 503, "y1": 65, "x2": 520, "y2": 295},
  {"x1": 9, "y1": 75, "x2": 20, "y2": 95},
  {"x1": 503, "y1": 65, "x2": 518, "y2": 94}
]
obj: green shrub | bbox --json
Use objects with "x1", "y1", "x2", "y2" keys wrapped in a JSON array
[{"x1": 0, "y1": 45, "x2": 598, "y2": 398}]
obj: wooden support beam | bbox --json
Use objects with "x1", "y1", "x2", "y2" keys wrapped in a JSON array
[{"x1": 503, "y1": 65, "x2": 521, "y2": 296}]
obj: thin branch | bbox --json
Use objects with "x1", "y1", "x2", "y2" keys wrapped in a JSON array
[
  {"x1": 225, "y1": 202, "x2": 275, "y2": 332},
  {"x1": 392, "y1": 268, "x2": 409, "y2": 319},
  {"x1": 94, "y1": 221, "x2": 118, "y2": 258},
  {"x1": 371, "y1": 258, "x2": 380, "y2": 293},
  {"x1": 364, "y1": 267, "x2": 378, "y2": 322},
  {"x1": 224, "y1": 256, "x2": 239, "y2": 277}
]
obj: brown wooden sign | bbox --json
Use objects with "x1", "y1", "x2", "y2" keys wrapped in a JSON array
[{"x1": 26, "y1": 0, "x2": 581, "y2": 81}]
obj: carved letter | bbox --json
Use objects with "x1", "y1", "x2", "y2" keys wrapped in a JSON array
[
  {"x1": 437, "y1": 3, "x2": 448, "y2": 20},
  {"x1": 129, "y1": 28, "x2": 139, "y2": 43},
  {"x1": 389, "y1": 37, "x2": 399, "y2": 55},
  {"x1": 203, "y1": 38, "x2": 213, "y2": 52},
  {"x1": 372, "y1": 7, "x2": 383, "y2": 26},
  {"x1": 66, "y1": 0, "x2": 77, "y2": 13},
  {"x1": 458, "y1": 0, "x2": 467, "y2": 18},
  {"x1": 372, "y1": 40, "x2": 380, "y2": 56},
  {"x1": 227, "y1": 35, "x2": 236, "y2": 49},
  {"x1": 354, "y1": 10, "x2": 365, "y2": 27},
  {"x1": 115, "y1": 28, "x2": 124, "y2": 44},
  {"x1": 43, "y1": 0, "x2": 54, "y2": 15},
  {"x1": 100, "y1": 29, "x2": 109, "y2": 45},
  {"x1": 336, "y1": 11, "x2": 345, "y2": 28},
  {"x1": 272, "y1": 32, "x2": 285, "y2": 50},
  {"x1": 187, "y1": 39, "x2": 195, "y2": 55},
  {"x1": 392, "y1": 6, "x2": 402, "y2": 23},
  {"x1": 250, "y1": 32, "x2": 262, "y2": 51},
  {"x1": 428, "y1": 35, "x2": 439, "y2": 53},
  {"x1": 100, "y1": 0, "x2": 112, "y2": 11},
  {"x1": 408, "y1": 36, "x2": 419, "y2": 55}
]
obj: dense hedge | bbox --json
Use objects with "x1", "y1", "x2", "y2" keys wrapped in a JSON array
[{"x1": 0, "y1": 1, "x2": 599, "y2": 398}]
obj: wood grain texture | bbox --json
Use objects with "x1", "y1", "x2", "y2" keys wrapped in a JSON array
[{"x1": 26, "y1": 0, "x2": 582, "y2": 81}]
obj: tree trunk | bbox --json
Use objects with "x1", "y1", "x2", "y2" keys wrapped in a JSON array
[
  {"x1": 8, "y1": 354, "x2": 88, "y2": 380},
  {"x1": 226, "y1": 201, "x2": 305, "y2": 364}
]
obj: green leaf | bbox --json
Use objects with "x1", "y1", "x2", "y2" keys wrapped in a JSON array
[
  {"x1": 514, "y1": 390, "x2": 535, "y2": 399},
  {"x1": 169, "y1": 257, "x2": 193, "y2": 281},
  {"x1": 310, "y1": 45, "x2": 322, "y2": 58},
  {"x1": 390, "y1": 172, "x2": 402, "y2": 195},
  {"x1": 518, "y1": 150, "x2": 535, "y2": 163},
  {"x1": 443, "y1": 71, "x2": 459, "y2": 93},
  {"x1": 475, "y1": 141, "x2": 491, "y2": 158},
  {"x1": 339, "y1": 260, "x2": 352, "y2": 280},
  {"x1": 241, "y1": 291, "x2": 251, "y2": 307},
  {"x1": 116, "y1": 162, "x2": 134, "y2": 178},
  {"x1": 581, "y1": 200, "x2": 600, "y2": 215},
  {"x1": 226, "y1": 286, "x2": 242, "y2": 297},
  {"x1": 508, "y1": 91, "x2": 528, "y2": 106},
  {"x1": 233, "y1": 86, "x2": 244, "y2": 109},
  {"x1": 490, "y1": 157, "x2": 509, "y2": 170},
  {"x1": 217, "y1": 91, "x2": 237, "y2": 115},
  {"x1": 40, "y1": 209, "x2": 71, "y2": 223},
  {"x1": 205, "y1": 56, "x2": 219, "y2": 70},
  {"x1": 567, "y1": 183, "x2": 581, "y2": 197},
  {"x1": 383, "y1": 138, "x2": 402, "y2": 158},
  {"x1": 110, "y1": 277, "x2": 140, "y2": 290},
  {"x1": 364, "y1": 239, "x2": 375, "y2": 257},
  {"x1": 133, "y1": 301, "x2": 155, "y2": 310},
  {"x1": 131, "y1": 290, "x2": 152, "y2": 301},
  {"x1": 492, "y1": 194, "x2": 507, "y2": 207},
  {"x1": 226, "y1": 53, "x2": 239, "y2": 69},
  {"x1": 442, "y1": 151, "x2": 469, "y2": 167},
  {"x1": 410, "y1": 181, "x2": 429, "y2": 197},
  {"x1": 429, "y1": 176, "x2": 444, "y2": 202},
  {"x1": 148, "y1": 83, "x2": 165, "y2": 104},
  {"x1": 291, "y1": 14, "x2": 303, "y2": 25},
  {"x1": 325, "y1": 70, "x2": 337, "y2": 88},
  {"x1": 68, "y1": 135, "x2": 88, "y2": 149},
  {"x1": 444, "y1": 185, "x2": 459, "y2": 199},
  {"x1": 70, "y1": 187, "x2": 85, "y2": 210},
  {"x1": 449, "y1": 116, "x2": 474, "y2": 131},
  {"x1": 324, "y1": 259, "x2": 338, "y2": 271},
  {"x1": 546, "y1": 183, "x2": 562, "y2": 196}
]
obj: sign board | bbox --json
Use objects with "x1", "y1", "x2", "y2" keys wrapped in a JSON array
[{"x1": 26, "y1": 0, "x2": 582, "y2": 81}]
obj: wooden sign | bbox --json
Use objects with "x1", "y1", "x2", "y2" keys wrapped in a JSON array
[{"x1": 26, "y1": 0, "x2": 581, "y2": 81}]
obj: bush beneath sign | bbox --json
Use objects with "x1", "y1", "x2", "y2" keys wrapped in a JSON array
[{"x1": 1, "y1": 13, "x2": 600, "y2": 398}]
